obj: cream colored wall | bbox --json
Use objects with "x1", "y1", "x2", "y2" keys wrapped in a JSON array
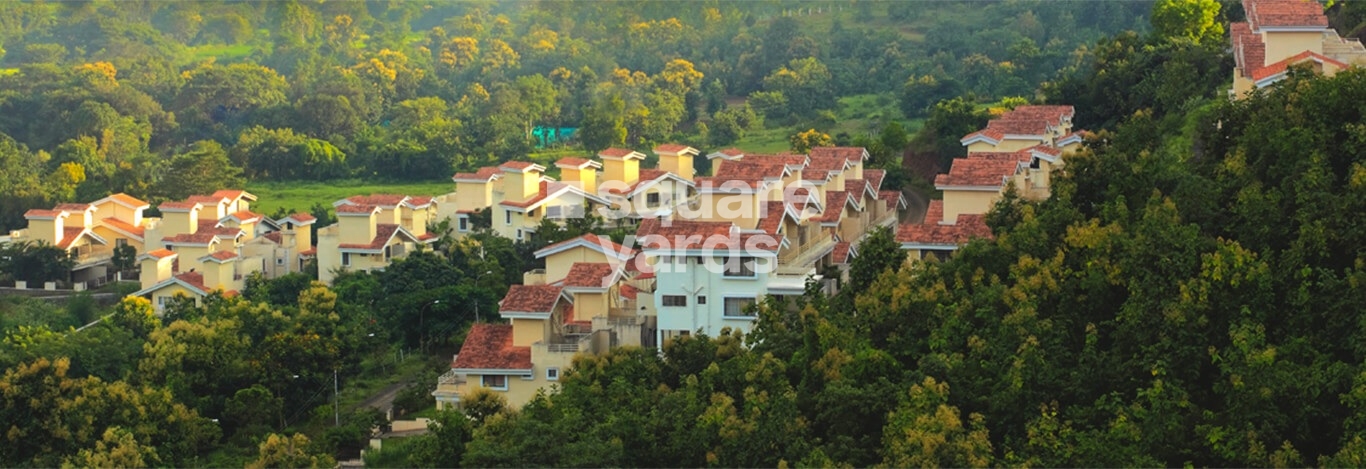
[
  {"x1": 93, "y1": 227, "x2": 145, "y2": 254},
  {"x1": 511, "y1": 318, "x2": 547, "y2": 347},
  {"x1": 1262, "y1": 30, "x2": 1325, "y2": 65},
  {"x1": 27, "y1": 218, "x2": 59, "y2": 245},
  {"x1": 572, "y1": 291, "x2": 608, "y2": 321},
  {"x1": 201, "y1": 260, "x2": 235, "y2": 290},
  {"x1": 989, "y1": 139, "x2": 1042, "y2": 153},
  {"x1": 456, "y1": 182, "x2": 494, "y2": 212},
  {"x1": 338, "y1": 214, "x2": 376, "y2": 244},
  {"x1": 139, "y1": 257, "x2": 173, "y2": 289},
  {"x1": 544, "y1": 247, "x2": 611, "y2": 283},
  {"x1": 941, "y1": 190, "x2": 1003, "y2": 223},
  {"x1": 173, "y1": 244, "x2": 212, "y2": 273},
  {"x1": 149, "y1": 283, "x2": 204, "y2": 312},
  {"x1": 502, "y1": 171, "x2": 539, "y2": 201},
  {"x1": 94, "y1": 203, "x2": 140, "y2": 227},
  {"x1": 161, "y1": 211, "x2": 198, "y2": 237},
  {"x1": 966, "y1": 141, "x2": 997, "y2": 154},
  {"x1": 603, "y1": 159, "x2": 640, "y2": 185},
  {"x1": 462, "y1": 371, "x2": 547, "y2": 409}
]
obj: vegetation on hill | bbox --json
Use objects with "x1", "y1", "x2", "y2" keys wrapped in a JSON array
[{"x1": 0, "y1": 0, "x2": 1149, "y2": 230}]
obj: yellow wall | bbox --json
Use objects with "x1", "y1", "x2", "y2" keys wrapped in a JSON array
[
  {"x1": 338, "y1": 214, "x2": 376, "y2": 245},
  {"x1": 139, "y1": 257, "x2": 173, "y2": 289},
  {"x1": 27, "y1": 218, "x2": 59, "y2": 245},
  {"x1": 658, "y1": 154, "x2": 694, "y2": 180},
  {"x1": 91, "y1": 226, "x2": 144, "y2": 254},
  {"x1": 966, "y1": 141, "x2": 997, "y2": 154},
  {"x1": 544, "y1": 246, "x2": 611, "y2": 284},
  {"x1": 456, "y1": 182, "x2": 495, "y2": 212},
  {"x1": 1262, "y1": 30, "x2": 1325, "y2": 65},
  {"x1": 502, "y1": 171, "x2": 540, "y2": 202},
  {"x1": 510, "y1": 318, "x2": 546, "y2": 347},
  {"x1": 572, "y1": 291, "x2": 608, "y2": 321},
  {"x1": 603, "y1": 158, "x2": 640, "y2": 185},
  {"x1": 173, "y1": 244, "x2": 213, "y2": 273},
  {"x1": 94, "y1": 203, "x2": 141, "y2": 228},
  {"x1": 161, "y1": 210, "x2": 198, "y2": 237},
  {"x1": 941, "y1": 190, "x2": 1003, "y2": 223},
  {"x1": 148, "y1": 283, "x2": 205, "y2": 312}
]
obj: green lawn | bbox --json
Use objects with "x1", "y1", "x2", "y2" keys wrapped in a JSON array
[{"x1": 246, "y1": 179, "x2": 453, "y2": 216}]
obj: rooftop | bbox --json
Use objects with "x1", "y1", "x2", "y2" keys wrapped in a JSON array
[
  {"x1": 451, "y1": 324, "x2": 532, "y2": 371},
  {"x1": 897, "y1": 214, "x2": 993, "y2": 246},
  {"x1": 563, "y1": 262, "x2": 618, "y2": 289},
  {"x1": 499, "y1": 284, "x2": 565, "y2": 313}
]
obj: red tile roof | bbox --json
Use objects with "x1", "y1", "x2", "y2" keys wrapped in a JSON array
[
  {"x1": 55, "y1": 227, "x2": 86, "y2": 249},
  {"x1": 164, "y1": 227, "x2": 241, "y2": 245},
  {"x1": 599, "y1": 148, "x2": 644, "y2": 159},
  {"x1": 226, "y1": 210, "x2": 262, "y2": 223},
  {"x1": 263, "y1": 231, "x2": 283, "y2": 244},
  {"x1": 336, "y1": 204, "x2": 379, "y2": 214},
  {"x1": 879, "y1": 190, "x2": 905, "y2": 211},
  {"x1": 758, "y1": 201, "x2": 789, "y2": 235},
  {"x1": 864, "y1": 169, "x2": 886, "y2": 191},
  {"x1": 620, "y1": 283, "x2": 639, "y2": 300},
  {"x1": 453, "y1": 166, "x2": 502, "y2": 181},
  {"x1": 143, "y1": 249, "x2": 176, "y2": 259},
  {"x1": 24, "y1": 209, "x2": 65, "y2": 218},
  {"x1": 498, "y1": 161, "x2": 542, "y2": 172},
  {"x1": 101, "y1": 217, "x2": 145, "y2": 238},
  {"x1": 1250, "y1": 50, "x2": 1350, "y2": 81},
  {"x1": 499, "y1": 181, "x2": 559, "y2": 208},
  {"x1": 808, "y1": 147, "x2": 867, "y2": 162},
  {"x1": 818, "y1": 191, "x2": 850, "y2": 223},
  {"x1": 697, "y1": 160, "x2": 787, "y2": 189},
  {"x1": 158, "y1": 201, "x2": 201, "y2": 211},
  {"x1": 284, "y1": 213, "x2": 316, "y2": 223},
  {"x1": 100, "y1": 193, "x2": 149, "y2": 208},
  {"x1": 536, "y1": 234, "x2": 634, "y2": 259},
  {"x1": 299, "y1": 248, "x2": 317, "y2": 257},
  {"x1": 555, "y1": 157, "x2": 599, "y2": 169},
  {"x1": 563, "y1": 262, "x2": 617, "y2": 289},
  {"x1": 604, "y1": 169, "x2": 680, "y2": 195},
  {"x1": 807, "y1": 154, "x2": 852, "y2": 172},
  {"x1": 203, "y1": 250, "x2": 238, "y2": 262},
  {"x1": 845, "y1": 179, "x2": 871, "y2": 200},
  {"x1": 635, "y1": 219, "x2": 781, "y2": 252},
  {"x1": 500, "y1": 284, "x2": 565, "y2": 313},
  {"x1": 802, "y1": 169, "x2": 832, "y2": 182},
  {"x1": 654, "y1": 143, "x2": 697, "y2": 154},
  {"x1": 185, "y1": 195, "x2": 228, "y2": 206},
  {"x1": 1245, "y1": 0, "x2": 1326, "y2": 28},
  {"x1": 976, "y1": 105, "x2": 1075, "y2": 137},
  {"x1": 924, "y1": 200, "x2": 944, "y2": 224},
  {"x1": 211, "y1": 190, "x2": 254, "y2": 201},
  {"x1": 896, "y1": 214, "x2": 993, "y2": 246},
  {"x1": 346, "y1": 194, "x2": 408, "y2": 207},
  {"x1": 832, "y1": 242, "x2": 853, "y2": 264},
  {"x1": 714, "y1": 148, "x2": 744, "y2": 157},
  {"x1": 1232, "y1": 21, "x2": 1267, "y2": 78},
  {"x1": 452, "y1": 324, "x2": 532, "y2": 371},
  {"x1": 175, "y1": 272, "x2": 210, "y2": 294},
  {"x1": 338, "y1": 224, "x2": 401, "y2": 250},
  {"x1": 934, "y1": 156, "x2": 1020, "y2": 187},
  {"x1": 53, "y1": 203, "x2": 93, "y2": 212}
]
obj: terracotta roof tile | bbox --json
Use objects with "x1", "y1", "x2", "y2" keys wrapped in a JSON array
[
  {"x1": 975, "y1": 105, "x2": 1075, "y2": 138},
  {"x1": 1250, "y1": 50, "x2": 1350, "y2": 81},
  {"x1": 924, "y1": 200, "x2": 944, "y2": 225},
  {"x1": 555, "y1": 157, "x2": 599, "y2": 169},
  {"x1": 203, "y1": 250, "x2": 238, "y2": 262},
  {"x1": 620, "y1": 283, "x2": 639, "y2": 300},
  {"x1": 55, "y1": 227, "x2": 86, "y2": 249},
  {"x1": 282, "y1": 213, "x2": 316, "y2": 223},
  {"x1": 101, "y1": 193, "x2": 148, "y2": 208},
  {"x1": 935, "y1": 156, "x2": 1020, "y2": 187},
  {"x1": 699, "y1": 160, "x2": 787, "y2": 189},
  {"x1": 536, "y1": 234, "x2": 634, "y2": 259},
  {"x1": 175, "y1": 272, "x2": 210, "y2": 293},
  {"x1": 452, "y1": 324, "x2": 532, "y2": 370},
  {"x1": 500, "y1": 284, "x2": 565, "y2": 313},
  {"x1": 599, "y1": 148, "x2": 644, "y2": 159},
  {"x1": 818, "y1": 191, "x2": 850, "y2": 223},
  {"x1": 338, "y1": 224, "x2": 401, "y2": 250},
  {"x1": 832, "y1": 242, "x2": 853, "y2": 264},
  {"x1": 143, "y1": 248, "x2": 176, "y2": 259},
  {"x1": 896, "y1": 214, "x2": 993, "y2": 246},
  {"x1": 298, "y1": 248, "x2": 316, "y2": 256},
  {"x1": 101, "y1": 217, "x2": 145, "y2": 238},
  {"x1": 336, "y1": 204, "x2": 379, "y2": 214},
  {"x1": 1245, "y1": 0, "x2": 1327, "y2": 28},
  {"x1": 498, "y1": 161, "x2": 541, "y2": 172},
  {"x1": 225, "y1": 210, "x2": 262, "y2": 223},
  {"x1": 346, "y1": 194, "x2": 408, "y2": 207},
  {"x1": 185, "y1": 195, "x2": 228, "y2": 206},
  {"x1": 164, "y1": 227, "x2": 241, "y2": 245},
  {"x1": 808, "y1": 154, "x2": 852, "y2": 172},
  {"x1": 53, "y1": 203, "x2": 93, "y2": 212},
  {"x1": 24, "y1": 209, "x2": 65, "y2": 218},
  {"x1": 880, "y1": 190, "x2": 905, "y2": 211},
  {"x1": 211, "y1": 190, "x2": 253, "y2": 201},
  {"x1": 635, "y1": 219, "x2": 780, "y2": 252},
  {"x1": 654, "y1": 143, "x2": 697, "y2": 154},
  {"x1": 864, "y1": 169, "x2": 886, "y2": 191},
  {"x1": 158, "y1": 201, "x2": 201, "y2": 211},
  {"x1": 263, "y1": 231, "x2": 283, "y2": 244},
  {"x1": 453, "y1": 166, "x2": 502, "y2": 181},
  {"x1": 802, "y1": 169, "x2": 832, "y2": 182},
  {"x1": 808, "y1": 146, "x2": 867, "y2": 162},
  {"x1": 758, "y1": 201, "x2": 789, "y2": 235},
  {"x1": 715, "y1": 148, "x2": 744, "y2": 157},
  {"x1": 563, "y1": 262, "x2": 617, "y2": 289}
]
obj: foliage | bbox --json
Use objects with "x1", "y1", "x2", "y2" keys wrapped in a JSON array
[
  {"x1": 246, "y1": 433, "x2": 335, "y2": 469},
  {"x1": 789, "y1": 128, "x2": 832, "y2": 153},
  {"x1": 0, "y1": 240, "x2": 74, "y2": 284}
]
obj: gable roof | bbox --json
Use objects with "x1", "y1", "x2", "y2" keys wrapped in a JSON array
[
  {"x1": 831, "y1": 242, "x2": 855, "y2": 264},
  {"x1": 880, "y1": 190, "x2": 908, "y2": 211},
  {"x1": 138, "y1": 248, "x2": 177, "y2": 261},
  {"x1": 864, "y1": 169, "x2": 886, "y2": 192},
  {"x1": 934, "y1": 155, "x2": 1022, "y2": 189},
  {"x1": 598, "y1": 148, "x2": 646, "y2": 160},
  {"x1": 897, "y1": 214, "x2": 993, "y2": 249},
  {"x1": 157, "y1": 201, "x2": 203, "y2": 212},
  {"x1": 1245, "y1": 0, "x2": 1327, "y2": 29},
  {"x1": 211, "y1": 190, "x2": 256, "y2": 202},
  {"x1": 451, "y1": 324, "x2": 532, "y2": 372},
  {"x1": 603, "y1": 168, "x2": 696, "y2": 198},
  {"x1": 56, "y1": 227, "x2": 107, "y2": 250},
  {"x1": 24, "y1": 209, "x2": 69, "y2": 220},
  {"x1": 534, "y1": 234, "x2": 636, "y2": 261},
  {"x1": 452, "y1": 166, "x2": 503, "y2": 182},
  {"x1": 338, "y1": 224, "x2": 425, "y2": 252},
  {"x1": 92, "y1": 193, "x2": 149, "y2": 210},
  {"x1": 635, "y1": 218, "x2": 782, "y2": 253},
  {"x1": 100, "y1": 217, "x2": 146, "y2": 241},
  {"x1": 1251, "y1": 50, "x2": 1350, "y2": 84},
  {"x1": 563, "y1": 262, "x2": 622, "y2": 290},
  {"x1": 277, "y1": 213, "x2": 317, "y2": 226},
  {"x1": 499, "y1": 180, "x2": 610, "y2": 212},
  {"x1": 499, "y1": 284, "x2": 570, "y2": 316},
  {"x1": 131, "y1": 271, "x2": 213, "y2": 299},
  {"x1": 706, "y1": 148, "x2": 746, "y2": 161},
  {"x1": 498, "y1": 161, "x2": 546, "y2": 173},
  {"x1": 653, "y1": 143, "x2": 699, "y2": 156},
  {"x1": 163, "y1": 227, "x2": 243, "y2": 246},
  {"x1": 554, "y1": 157, "x2": 602, "y2": 170},
  {"x1": 808, "y1": 146, "x2": 869, "y2": 162},
  {"x1": 223, "y1": 210, "x2": 263, "y2": 224}
]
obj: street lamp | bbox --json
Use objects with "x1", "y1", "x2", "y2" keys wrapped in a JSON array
[{"x1": 420, "y1": 299, "x2": 441, "y2": 354}]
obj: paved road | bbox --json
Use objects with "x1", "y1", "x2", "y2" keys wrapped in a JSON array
[{"x1": 355, "y1": 382, "x2": 408, "y2": 415}]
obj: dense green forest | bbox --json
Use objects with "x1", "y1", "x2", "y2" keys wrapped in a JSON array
[
  {"x1": 12, "y1": 0, "x2": 1366, "y2": 467},
  {"x1": 0, "y1": 0, "x2": 1152, "y2": 230}
]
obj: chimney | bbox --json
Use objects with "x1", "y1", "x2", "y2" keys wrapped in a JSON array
[
  {"x1": 336, "y1": 204, "x2": 379, "y2": 245},
  {"x1": 138, "y1": 250, "x2": 177, "y2": 290},
  {"x1": 653, "y1": 144, "x2": 699, "y2": 180},
  {"x1": 599, "y1": 148, "x2": 645, "y2": 186},
  {"x1": 499, "y1": 162, "x2": 547, "y2": 202},
  {"x1": 158, "y1": 202, "x2": 202, "y2": 237},
  {"x1": 23, "y1": 209, "x2": 68, "y2": 247},
  {"x1": 200, "y1": 252, "x2": 237, "y2": 290},
  {"x1": 556, "y1": 158, "x2": 603, "y2": 195}
]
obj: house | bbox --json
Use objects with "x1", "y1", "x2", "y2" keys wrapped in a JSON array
[
  {"x1": 897, "y1": 201, "x2": 994, "y2": 262},
  {"x1": 131, "y1": 249, "x2": 249, "y2": 312},
  {"x1": 1231, "y1": 0, "x2": 1366, "y2": 97},
  {"x1": 240, "y1": 213, "x2": 317, "y2": 277},
  {"x1": 315, "y1": 194, "x2": 440, "y2": 284},
  {"x1": 6, "y1": 193, "x2": 160, "y2": 286},
  {"x1": 437, "y1": 234, "x2": 646, "y2": 409}
]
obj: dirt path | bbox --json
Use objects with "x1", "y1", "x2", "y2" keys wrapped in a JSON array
[
  {"x1": 355, "y1": 382, "x2": 408, "y2": 414},
  {"x1": 901, "y1": 187, "x2": 930, "y2": 224}
]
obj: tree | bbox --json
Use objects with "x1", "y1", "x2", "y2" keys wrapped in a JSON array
[
  {"x1": 844, "y1": 226, "x2": 905, "y2": 295},
  {"x1": 910, "y1": 97, "x2": 991, "y2": 170},
  {"x1": 880, "y1": 377, "x2": 993, "y2": 468},
  {"x1": 160, "y1": 140, "x2": 244, "y2": 200},
  {"x1": 61, "y1": 427, "x2": 158, "y2": 469},
  {"x1": 111, "y1": 244, "x2": 136, "y2": 275},
  {"x1": 790, "y1": 129, "x2": 832, "y2": 153},
  {"x1": 900, "y1": 75, "x2": 964, "y2": 119},
  {"x1": 0, "y1": 240, "x2": 74, "y2": 284},
  {"x1": 579, "y1": 93, "x2": 627, "y2": 152},
  {"x1": 1152, "y1": 0, "x2": 1224, "y2": 44},
  {"x1": 246, "y1": 433, "x2": 335, "y2": 469}
]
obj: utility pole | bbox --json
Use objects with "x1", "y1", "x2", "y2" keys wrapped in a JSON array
[{"x1": 333, "y1": 369, "x2": 339, "y2": 427}]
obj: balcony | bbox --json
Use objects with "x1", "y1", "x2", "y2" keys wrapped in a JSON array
[
  {"x1": 535, "y1": 334, "x2": 592, "y2": 354},
  {"x1": 72, "y1": 245, "x2": 114, "y2": 268},
  {"x1": 778, "y1": 229, "x2": 835, "y2": 269},
  {"x1": 432, "y1": 369, "x2": 466, "y2": 408}
]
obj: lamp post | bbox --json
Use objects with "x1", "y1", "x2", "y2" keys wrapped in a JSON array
[{"x1": 420, "y1": 299, "x2": 440, "y2": 354}]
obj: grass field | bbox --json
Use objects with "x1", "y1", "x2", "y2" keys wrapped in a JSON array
[
  {"x1": 246, "y1": 179, "x2": 453, "y2": 216},
  {"x1": 731, "y1": 92, "x2": 924, "y2": 153}
]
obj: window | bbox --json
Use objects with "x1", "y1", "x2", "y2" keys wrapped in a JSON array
[
  {"x1": 546, "y1": 367, "x2": 560, "y2": 381},
  {"x1": 662, "y1": 295, "x2": 687, "y2": 307},
  {"x1": 547, "y1": 205, "x2": 561, "y2": 219},
  {"x1": 276, "y1": 258, "x2": 285, "y2": 265},
  {"x1": 723, "y1": 257, "x2": 755, "y2": 278},
  {"x1": 458, "y1": 217, "x2": 469, "y2": 232},
  {"x1": 482, "y1": 374, "x2": 508, "y2": 391},
  {"x1": 697, "y1": 295, "x2": 707, "y2": 305},
  {"x1": 115, "y1": 238, "x2": 128, "y2": 248},
  {"x1": 516, "y1": 229, "x2": 523, "y2": 241},
  {"x1": 157, "y1": 296, "x2": 171, "y2": 307},
  {"x1": 342, "y1": 252, "x2": 352, "y2": 266},
  {"x1": 724, "y1": 297, "x2": 756, "y2": 317},
  {"x1": 646, "y1": 192, "x2": 661, "y2": 208},
  {"x1": 384, "y1": 245, "x2": 392, "y2": 261},
  {"x1": 528, "y1": 208, "x2": 538, "y2": 218},
  {"x1": 505, "y1": 210, "x2": 512, "y2": 225}
]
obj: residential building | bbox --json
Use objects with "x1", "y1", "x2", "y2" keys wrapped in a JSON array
[
  {"x1": 1231, "y1": 0, "x2": 1366, "y2": 97},
  {"x1": 315, "y1": 194, "x2": 440, "y2": 284},
  {"x1": 132, "y1": 249, "x2": 249, "y2": 311}
]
